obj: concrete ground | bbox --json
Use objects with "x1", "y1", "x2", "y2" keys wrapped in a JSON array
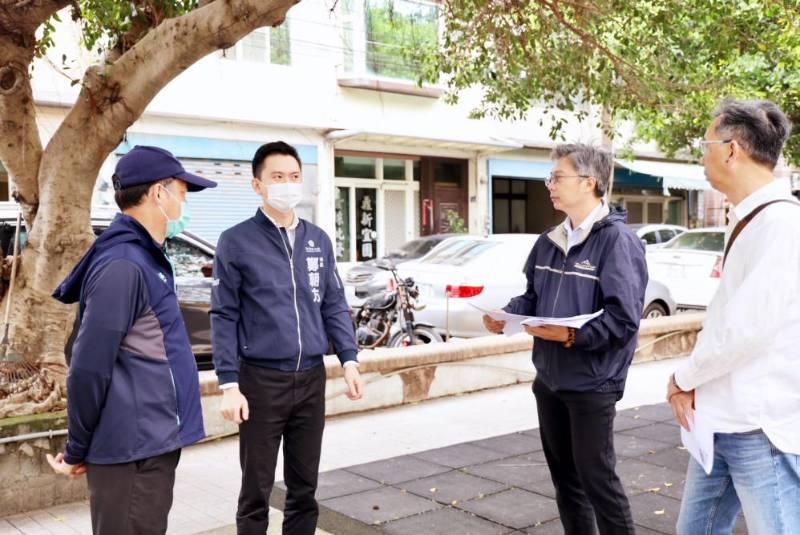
[{"x1": 1, "y1": 357, "x2": 735, "y2": 535}]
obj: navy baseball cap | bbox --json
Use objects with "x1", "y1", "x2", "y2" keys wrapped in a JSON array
[{"x1": 113, "y1": 145, "x2": 218, "y2": 192}]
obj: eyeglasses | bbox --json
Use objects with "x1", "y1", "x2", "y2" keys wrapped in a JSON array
[
  {"x1": 696, "y1": 139, "x2": 733, "y2": 153},
  {"x1": 545, "y1": 173, "x2": 591, "y2": 187}
]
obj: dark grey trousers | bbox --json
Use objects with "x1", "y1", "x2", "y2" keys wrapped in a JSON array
[
  {"x1": 534, "y1": 379, "x2": 635, "y2": 535},
  {"x1": 86, "y1": 449, "x2": 181, "y2": 535},
  {"x1": 236, "y1": 362, "x2": 327, "y2": 535}
]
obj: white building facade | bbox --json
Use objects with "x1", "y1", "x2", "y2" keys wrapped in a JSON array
[{"x1": 1, "y1": 0, "x2": 718, "y2": 263}]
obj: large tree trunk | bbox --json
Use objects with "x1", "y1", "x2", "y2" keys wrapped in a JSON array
[{"x1": 0, "y1": 0, "x2": 298, "y2": 416}]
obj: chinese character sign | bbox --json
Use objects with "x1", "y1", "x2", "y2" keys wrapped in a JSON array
[{"x1": 356, "y1": 189, "x2": 377, "y2": 261}]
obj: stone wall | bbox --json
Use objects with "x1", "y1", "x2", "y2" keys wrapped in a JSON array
[
  {"x1": 0, "y1": 412, "x2": 87, "y2": 517},
  {"x1": 200, "y1": 313, "x2": 705, "y2": 438}
]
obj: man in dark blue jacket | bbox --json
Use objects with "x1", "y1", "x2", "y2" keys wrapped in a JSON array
[
  {"x1": 46, "y1": 146, "x2": 217, "y2": 534},
  {"x1": 484, "y1": 144, "x2": 647, "y2": 535},
  {"x1": 211, "y1": 141, "x2": 363, "y2": 535}
]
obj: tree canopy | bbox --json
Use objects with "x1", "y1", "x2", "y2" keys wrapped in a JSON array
[{"x1": 422, "y1": 0, "x2": 800, "y2": 162}]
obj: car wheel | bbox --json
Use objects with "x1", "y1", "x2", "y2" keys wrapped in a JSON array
[{"x1": 643, "y1": 302, "x2": 668, "y2": 319}]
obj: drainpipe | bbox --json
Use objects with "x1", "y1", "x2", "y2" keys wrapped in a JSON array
[{"x1": 0, "y1": 429, "x2": 68, "y2": 445}]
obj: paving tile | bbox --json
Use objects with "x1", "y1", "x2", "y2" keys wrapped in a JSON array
[
  {"x1": 629, "y1": 527, "x2": 665, "y2": 535},
  {"x1": 613, "y1": 414, "x2": 654, "y2": 432},
  {"x1": 618, "y1": 422, "x2": 682, "y2": 446},
  {"x1": 518, "y1": 518, "x2": 566, "y2": 533},
  {"x1": 462, "y1": 453, "x2": 555, "y2": 499},
  {"x1": 518, "y1": 429, "x2": 541, "y2": 441},
  {"x1": 0, "y1": 520, "x2": 21, "y2": 535},
  {"x1": 628, "y1": 491, "x2": 682, "y2": 533},
  {"x1": 412, "y1": 443, "x2": 511, "y2": 469},
  {"x1": 314, "y1": 469, "x2": 384, "y2": 501},
  {"x1": 4, "y1": 516, "x2": 42, "y2": 533},
  {"x1": 616, "y1": 458, "x2": 686, "y2": 500},
  {"x1": 458, "y1": 489, "x2": 559, "y2": 531},
  {"x1": 345, "y1": 456, "x2": 452, "y2": 485},
  {"x1": 625, "y1": 403, "x2": 675, "y2": 423},
  {"x1": 397, "y1": 470, "x2": 508, "y2": 505},
  {"x1": 638, "y1": 446, "x2": 691, "y2": 473},
  {"x1": 614, "y1": 433, "x2": 674, "y2": 458},
  {"x1": 468, "y1": 433, "x2": 542, "y2": 458},
  {"x1": 320, "y1": 486, "x2": 441, "y2": 525},
  {"x1": 382, "y1": 507, "x2": 508, "y2": 535}
]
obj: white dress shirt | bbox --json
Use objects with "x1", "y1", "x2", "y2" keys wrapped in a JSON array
[
  {"x1": 262, "y1": 208, "x2": 299, "y2": 247},
  {"x1": 564, "y1": 200, "x2": 606, "y2": 252},
  {"x1": 674, "y1": 179, "x2": 800, "y2": 453}
]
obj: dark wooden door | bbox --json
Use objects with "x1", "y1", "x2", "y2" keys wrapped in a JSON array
[{"x1": 420, "y1": 157, "x2": 468, "y2": 235}]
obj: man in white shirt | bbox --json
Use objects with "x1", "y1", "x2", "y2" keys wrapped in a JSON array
[{"x1": 668, "y1": 99, "x2": 800, "y2": 535}]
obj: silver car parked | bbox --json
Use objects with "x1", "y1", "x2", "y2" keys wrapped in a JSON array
[{"x1": 397, "y1": 234, "x2": 677, "y2": 338}]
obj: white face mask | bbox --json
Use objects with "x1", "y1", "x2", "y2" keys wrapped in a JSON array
[{"x1": 266, "y1": 182, "x2": 303, "y2": 213}]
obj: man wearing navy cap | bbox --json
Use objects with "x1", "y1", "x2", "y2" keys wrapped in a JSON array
[{"x1": 46, "y1": 146, "x2": 217, "y2": 535}]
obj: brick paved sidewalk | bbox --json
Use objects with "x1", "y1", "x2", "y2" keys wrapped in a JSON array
[{"x1": 271, "y1": 403, "x2": 747, "y2": 535}]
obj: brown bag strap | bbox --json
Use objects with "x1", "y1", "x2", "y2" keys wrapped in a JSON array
[{"x1": 724, "y1": 199, "x2": 800, "y2": 265}]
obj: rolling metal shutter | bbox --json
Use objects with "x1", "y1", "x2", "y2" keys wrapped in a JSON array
[{"x1": 180, "y1": 158, "x2": 260, "y2": 244}]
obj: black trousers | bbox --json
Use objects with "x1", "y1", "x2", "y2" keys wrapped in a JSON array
[
  {"x1": 533, "y1": 378, "x2": 635, "y2": 535},
  {"x1": 86, "y1": 449, "x2": 181, "y2": 535},
  {"x1": 237, "y1": 362, "x2": 327, "y2": 535}
]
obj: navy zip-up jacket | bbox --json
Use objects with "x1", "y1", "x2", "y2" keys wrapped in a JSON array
[
  {"x1": 211, "y1": 209, "x2": 358, "y2": 385},
  {"x1": 505, "y1": 205, "x2": 647, "y2": 393},
  {"x1": 53, "y1": 214, "x2": 205, "y2": 465}
]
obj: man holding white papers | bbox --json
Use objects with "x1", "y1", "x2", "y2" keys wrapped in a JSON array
[
  {"x1": 484, "y1": 144, "x2": 647, "y2": 535},
  {"x1": 667, "y1": 100, "x2": 800, "y2": 535}
]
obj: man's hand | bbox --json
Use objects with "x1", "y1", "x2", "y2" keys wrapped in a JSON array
[
  {"x1": 344, "y1": 365, "x2": 364, "y2": 401},
  {"x1": 524, "y1": 325, "x2": 570, "y2": 342},
  {"x1": 221, "y1": 387, "x2": 250, "y2": 424},
  {"x1": 482, "y1": 314, "x2": 506, "y2": 334},
  {"x1": 669, "y1": 390, "x2": 696, "y2": 431},
  {"x1": 46, "y1": 453, "x2": 86, "y2": 479},
  {"x1": 666, "y1": 374, "x2": 682, "y2": 401}
]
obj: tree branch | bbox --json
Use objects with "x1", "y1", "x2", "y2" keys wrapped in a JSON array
[
  {"x1": 0, "y1": 0, "x2": 71, "y2": 44},
  {"x1": 27, "y1": 0, "x2": 298, "y2": 252},
  {"x1": 0, "y1": 35, "x2": 44, "y2": 226}
]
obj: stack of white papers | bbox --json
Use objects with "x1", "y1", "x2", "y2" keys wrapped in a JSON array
[
  {"x1": 680, "y1": 410, "x2": 715, "y2": 475},
  {"x1": 521, "y1": 310, "x2": 604, "y2": 329},
  {"x1": 469, "y1": 304, "x2": 604, "y2": 336}
]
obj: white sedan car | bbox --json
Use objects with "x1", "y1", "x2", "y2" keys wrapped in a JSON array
[
  {"x1": 629, "y1": 224, "x2": 688, "y2": 249},
  {"x1": 646, "y1": 227, "x2": 725, "y2": 310},
  {"x1": 397, "y1": 233, "x2": 676, "y2": 338},
  {"x1": 398, "y1": 234, "x2": 538, "y2": 339}
]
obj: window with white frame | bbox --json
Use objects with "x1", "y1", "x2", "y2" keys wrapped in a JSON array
[
  {"x1": 221, "y1": 24, "x2": 291, "y2": 65},
  {"x1": 334, "y1": 153, "x2": 421, "y2": 262},
  {"x1": 340, "y1": 0, "x2": 439, "y2": 81}
]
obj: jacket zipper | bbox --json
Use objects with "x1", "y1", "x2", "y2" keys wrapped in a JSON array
[
  {"x1": 547, "y1": 234, "x2": 569, "y2": 317},
  {"x1": 551, "y1": 255, "x2": 568, "y2": 316},
  {"x1": 168, "y1": 368, "x2": 180, "y2": 427},
  {"x1": 162, "y1": 248, "x2": 181, "y2": 427},
  {"x1": 274, "y1": 224, "x2": 304, "y2": 371}
]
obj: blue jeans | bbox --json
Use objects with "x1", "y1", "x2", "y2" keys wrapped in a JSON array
[{"x1": 677, "y1": 429, "x2": 800, "y2": 535}]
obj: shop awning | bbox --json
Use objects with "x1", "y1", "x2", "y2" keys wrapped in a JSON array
[
  {"x1": 326, "y1": 129, "x2": 523, "y2": 154},
  {"x1": 615, "y1": 159, "x2": 710, "y2": 191},
  {"x1": 488, "y1": 158, "x2": 552, "y2": 180},
  {"x1": 117, "y1": 133, "x2": 318, "y2": 164}
]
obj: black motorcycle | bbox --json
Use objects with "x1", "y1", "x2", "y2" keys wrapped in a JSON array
[{"x1": 352, "y1": 259, "x2": 443, "y2": 349}]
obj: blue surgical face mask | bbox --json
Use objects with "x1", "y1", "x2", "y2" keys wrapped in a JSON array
[{"x1": 158, "y1": 186, "x2": 191, "y2": 239}]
